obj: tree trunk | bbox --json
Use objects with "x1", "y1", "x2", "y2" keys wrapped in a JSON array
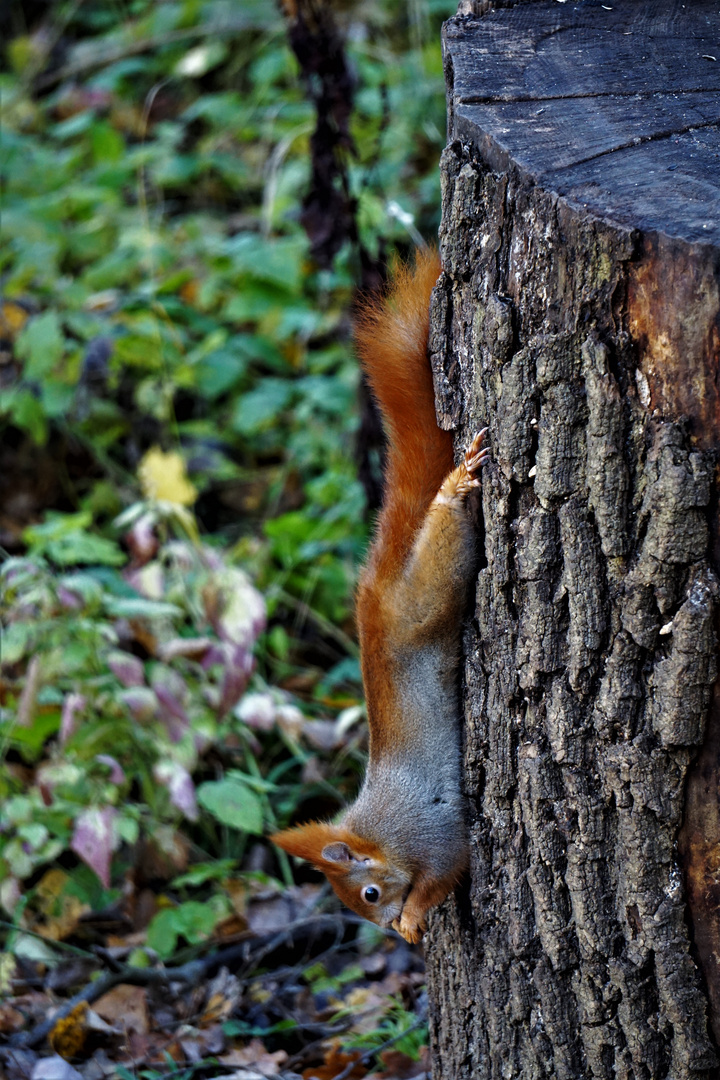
[{"x1": 425, "y1": 3, "x2": 720, "y2": 1078}]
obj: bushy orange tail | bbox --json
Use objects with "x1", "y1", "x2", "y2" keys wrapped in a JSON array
[{"x1": 354, "y1": 248, "x2": 453, "y2": 580}]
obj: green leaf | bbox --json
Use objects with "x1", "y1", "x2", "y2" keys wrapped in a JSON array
[
  {"x1": 1, "y1": 621, "x2": 34, "y2": 665},
  {"x1": 224, "y1": 1018, "x2": 298, "y2": 1038},
  {"x1": 90, "y1": 121, "x2": 125, "y2": 164},
  {"x1": 57, "y1": 572, "x2": 104, "y2": 608},
  {"x1": 103, "y1": 597, "x2": 183, "y2": 619},
  {"x1": 224, "y1": 234, "x2": 306, "y2": 292},
  {"x1": 3, "y1": 386, "x2": 48, "y2": 444},
  {"x1": 24, "y1": 510, "x2": 92, "y2": 548},
  {"x1": 147, "y1": 901, "x2": 219, "y2": 959},
  {"x1": 196, "y1": 776, "x2": 263, "y2": 834},
  {"x1": 40, "y1": 381, "x2": 76, "y2": 419},
  {"x1": 145, "y1": 908, "x2": 180, "y2": 958},
  {"x1": 32, "y1": 531, "x2": 126, "y2": 567},
  {"x1": 264, "y1": 511, "x2": 316, "y2": 567},
  {"x1": 2, "y1": 711, "x2": 61, "y2": 761},
  {"x1": 172, "y1": 859, "x2": 237, "y2": 888},
  {"x1": 194, "y1": 346, "x2": 248, "y2": 399},
  {"x1": 231, "y1": 378, "x2": 293, "y2": 436},
  {"x1": 16, "y1": 311, "x2": 64, "y2": 379}
]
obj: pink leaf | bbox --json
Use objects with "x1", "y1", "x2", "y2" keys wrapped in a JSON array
[
  {"x1": 107, "y1": 650, "x2": 145, "y2": 688},
  {"x1": 237, "y1": 692, "x2": 276, "y2": 732},
  {"x1": 60, "y1": 693, "x2": 86, "y2": 744},
  {"x1": 125, "y1": 513, "x2": 158, "y2": 565},
  {"x1": 202, "y1": 569, "x2": 266, "y2": 647},
  {"x1": 156, "y1": 636, "x2": 213, "y2": 662},
  {"x1": 120, "y1": 686, "x2": 159, "y2": 723},
  {"x1": 216, "y1": 642, "x2": 254, "y2": 717},
  {"x1": 95, "y1": 755, "x2": 126, "y2": 784},
  {"x1": 151, "y1": 666, "x2": 190, "y2": 739},
  {"x1": 153, "y1": 761, "x2": 198, "y2": 821},
  {"x1": 71, "y1": 807, "x2": 117, "y2": 888}
]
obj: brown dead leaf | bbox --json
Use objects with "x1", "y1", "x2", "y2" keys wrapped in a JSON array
[
  {"x1": 200, "y1": 967, "x2": 242, "y2": 1026},
  {"x1": 94, "y1": 984, "x2": 149, "y2": 1035},
  {"x1": 371, "y1": 1045, "x2": 430, "y2": 1078},
  {"x1": 222, "y1": 877, "x2": 250, "y2": 919},
  {"x1": 214, "y1": 912, "x2": 250, "y2": 940},
  {"x1": 0, "y1": 1003, "x2": 25, "y2": 1035},
  {"x1": 220, "y1": 1037, "x2": 288, "y2": 1074},
  {"x1": 135, "y1": 827, "x2": 190, "y2": 883},
  {"x1": 302, "y1": 1042, "x2": 365, "y2": 1080},
  {"x1": 246, "y1": 894, "x2": 297, "y2": 935},
  {"x1": 179, "y1": 279, "x2": 199, "y2": 305}
]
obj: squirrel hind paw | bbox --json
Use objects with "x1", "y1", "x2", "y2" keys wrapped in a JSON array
[{"x1": 463, "y1": 428, "x2": 490, "y2": 485}]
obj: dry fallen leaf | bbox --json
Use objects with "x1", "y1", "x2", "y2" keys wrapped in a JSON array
[
  {"x1": 219, "y1": 1037, "x2": 288, "y2": 1075},
  {"x1": 31, "y1": 1054, "x2": 85, "y2": 1080},
  {"x1": 0, "y1": 1002, "x2": 25, "y2": 1035},
  {"x1": 94, "y1": 983, "x2": 149, "y2": 1035},
  {"x1": 200, "y1": 968, "x2": 242, "y2": 1025},
  {"x1": 302, "y1": 1042, "x2": 365, "y2": 1080},
  {"x1": 372, "y1": 1045, "x2": 430, "y2": 1078}
]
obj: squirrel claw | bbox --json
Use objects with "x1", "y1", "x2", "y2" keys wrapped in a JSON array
[{"x1": 464, "y1": 428, "x2": 489, "y2": 484}]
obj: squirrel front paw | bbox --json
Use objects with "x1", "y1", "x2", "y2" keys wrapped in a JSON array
[{"x1": 392, "y1": 913, "x2": 427, "y2": 945}]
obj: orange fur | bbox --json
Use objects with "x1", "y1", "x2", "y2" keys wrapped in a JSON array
[
  {"x1": 354, "y1": 249, "x2": 452, "y2": 759},
  {"x1": 354, "y1": 248, "x2": 453, "y2": 582},
  {"x1": 271, "y1": 822, "x2": 384, "y2": 866},
  {"x1": 270, "y1": 250, "x2": 485, "y2": 943}
]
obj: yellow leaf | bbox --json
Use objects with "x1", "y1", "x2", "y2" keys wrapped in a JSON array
[
  {"x1": 0, "y1": 953, "x2": 16, "y2": 997},
  {"x1": 138, "y1": 447, "x2": 197, "y2": 506},
  {"x1": 34, "y1": 868, "x2": 89, "y2": 940},
  {"x1": 49, "y1": 1002, "x2": 88, "y2": 1060},
  {"x1": 0, "y1": 300, "x2": 30, "y2": 337}
]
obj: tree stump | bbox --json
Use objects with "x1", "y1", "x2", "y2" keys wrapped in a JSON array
[{"x1": 426, "y1": 3, "x2": 720, "y2": 1078}]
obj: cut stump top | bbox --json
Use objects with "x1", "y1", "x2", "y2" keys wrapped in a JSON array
[{"x1": 444, "y1": 0, "x2": 720, "y2": 244}]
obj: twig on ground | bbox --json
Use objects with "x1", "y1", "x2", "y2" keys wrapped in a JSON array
[{"x1": 9, "y1": 912, "x2": 359, "y2": 1050}]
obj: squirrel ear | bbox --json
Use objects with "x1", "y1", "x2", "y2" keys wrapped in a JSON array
[
  {"x1": 271, "y1": 822, "x2": 340, "y2": 865},
  {"x1": 321, "y1": 841, "x2": 352, "y2": 863},
  {"x1": 271, "y1": 823, "x2": 378, "y2": 868}
]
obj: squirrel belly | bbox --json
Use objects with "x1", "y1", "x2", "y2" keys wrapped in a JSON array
[{"x1": 272, "y1": 251, "x2": 488, "y2": 944}]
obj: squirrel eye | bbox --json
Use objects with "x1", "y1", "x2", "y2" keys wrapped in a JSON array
[{"x1": 362, "y1": 885, "x2": 380, "y2": 904}]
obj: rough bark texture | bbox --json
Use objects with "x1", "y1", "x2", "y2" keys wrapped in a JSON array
[{"x1": 425, "y1": 3, "x2": 720, "y2": 1078}]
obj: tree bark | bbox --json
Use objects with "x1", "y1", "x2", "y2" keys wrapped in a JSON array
[{"x1": 426, "y1": 3, "x2": 720, "y2": 1078}]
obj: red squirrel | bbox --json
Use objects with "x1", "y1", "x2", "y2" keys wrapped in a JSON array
[{"x1": 272, "y1": 249, "x2": 488, "y2": 943}]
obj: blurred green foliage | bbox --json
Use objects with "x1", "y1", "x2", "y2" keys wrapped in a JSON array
[{"x1": 0, "y1": 0, "x2": 454, "y2": 955}]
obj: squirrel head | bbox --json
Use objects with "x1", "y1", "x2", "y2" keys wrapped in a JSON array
[{"x1": 271, "y1": 821, "x2": 412, "y2": 930}]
